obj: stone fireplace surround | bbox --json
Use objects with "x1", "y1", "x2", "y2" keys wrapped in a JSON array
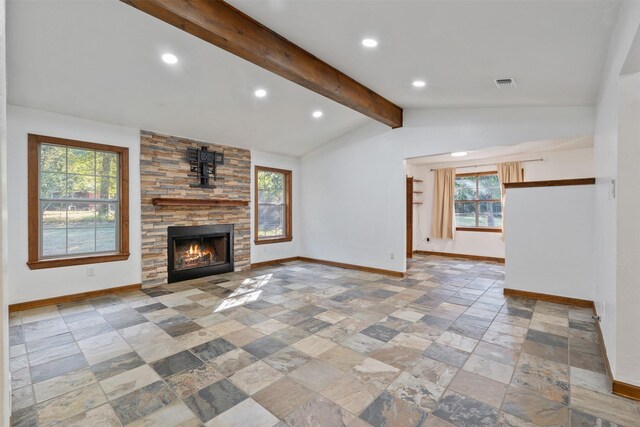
[{"x1": 140, "y1": 130, "x2": 251, "y2": 287}]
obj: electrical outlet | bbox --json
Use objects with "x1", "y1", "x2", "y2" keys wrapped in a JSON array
[
  {"x1": 87, "y1": 267, "x2": 95, "y2": 277},
  {"x1": 390, "y1": 253, "x2": 395, "y2": 260}
]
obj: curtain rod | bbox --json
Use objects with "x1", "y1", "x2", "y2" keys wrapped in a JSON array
[{"x1": 430, "y1": 158, "x2": 543, "y2": 172}]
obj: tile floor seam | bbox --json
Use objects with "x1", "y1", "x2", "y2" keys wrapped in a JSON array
[{"x1": 496, "y1": 310, "x2": 530, "y2": 421}]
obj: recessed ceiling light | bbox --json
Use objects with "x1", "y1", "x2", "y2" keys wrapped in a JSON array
[
  {"x1": 254, "y1": 89, "x2": 267, "y2": 98},
  {"x1": 312, "y1": 110, "x2": 323, "y2": 118},
  {"x1": 161, "y1": 53, "x2": 178, "y2": 64},
  {"x1": 361, "y1": 38, "x2": 378, "y2": 48},
  {"x1": 451, "y1": 152, "x2": 468, "y2": 157},
  {"x1": 412, "y1": 80, "x2": 426, "y2": 88}
]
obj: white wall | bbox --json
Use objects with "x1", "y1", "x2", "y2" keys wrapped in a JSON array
[
  {"x1": 300, "y1": 106, "x2": 595, "y2": 273},
  {"x1": 593, "y1": 0, "x2": 640, "y2": 386},
  {"x1": 250, "y1": 150, "x2": 300, "y2": 264},
  {"x1": 407, "y1": 147, "x2": 594, "y2": 259},
  {"x1": 523, "y1": 148, "x2": 595, "y2": 181},
  {"x1": 615, "y1": 71, "x2": 640, "y2": 386},
  {"x1": 0, "y1": 0, "x2": 9, "y2": 421},
  {"x1": 505, "y1": 185, "x2": 594, "y2": 301},
  {"x1": 6, "y1": 106, "x2": 141, "y2": 304}
]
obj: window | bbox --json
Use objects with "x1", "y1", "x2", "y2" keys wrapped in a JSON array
[
  {"x1": 28, "y1": 134, "x2": 129, "y2": 269},
  {"x1": 254, "y1": 166, "x2": 292, "y2": 244},
  {"x1": 454, "y1": 172, "x2": 502, "y2": 232}
]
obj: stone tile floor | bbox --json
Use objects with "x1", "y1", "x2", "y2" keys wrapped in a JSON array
[{"x1": 9, "y1": 255, "x2": 640, "y2": 426}]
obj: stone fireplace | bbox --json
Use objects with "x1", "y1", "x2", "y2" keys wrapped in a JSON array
[{"x1": 140, "y1": 130, "x2": 251, "y2": 287}]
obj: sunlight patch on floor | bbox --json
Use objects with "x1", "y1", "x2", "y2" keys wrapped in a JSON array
[{"x1": 214, "y1": 273, "x2": 272, "y2": 312}]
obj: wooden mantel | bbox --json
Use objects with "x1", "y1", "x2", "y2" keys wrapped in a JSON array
[{"x1": 151, "y1": 198, "x2": 249, "y2": 207}]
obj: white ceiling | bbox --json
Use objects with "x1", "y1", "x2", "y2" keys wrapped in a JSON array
[
  {"x1": 229, "y1": 0, "x2": 620, "y2": 108},
  {"x1": 8, "y1": 1, "x2": 620, "y2": 157},
  {"x1": 6, "y1": 0, "x2": 369, "y2": 157},
  {"x1": 406, "y1": 135, "x2": 594, "y2": 166}
]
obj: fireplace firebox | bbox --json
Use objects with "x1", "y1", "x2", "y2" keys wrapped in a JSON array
[{"x1": 167, "y1": 225, "x2": 234, "y2": 283}]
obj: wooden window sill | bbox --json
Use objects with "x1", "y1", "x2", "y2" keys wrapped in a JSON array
[
  {"x1": 456, "y1": 227, "x2": 502, "y2": 233},
  {"x1": 27, "y1": 252, "x2": 131, "y2": 270},
  {"x1": 254, "y1": 237, "x2": 293, "y2": 245}
]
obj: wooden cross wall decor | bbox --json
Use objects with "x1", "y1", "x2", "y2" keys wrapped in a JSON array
[{"x1": 187, "y1": 146, "x2": 224, "y2": 188}]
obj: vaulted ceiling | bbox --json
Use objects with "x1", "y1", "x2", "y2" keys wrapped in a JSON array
[
  {"x1": 7, "y1": 0, "x2": 620, "y2": 156},
  {"x1": 229, "y1": 0, "x2": 620, "y2": 108},
  {"x1": 7, "y1": 0, "x2": 368, "y2": 157}
]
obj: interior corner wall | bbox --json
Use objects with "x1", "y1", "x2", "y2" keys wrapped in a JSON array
[
  {"x1": 615, "y1": 71, "x2": 640, "y2": 386},
  {"x1": 593, "y1": 0, "x2": 640, "y2": 385},
  {"x1": 300, "y1": 106, "x2": 595, "y2": 274},
  {"x1": 407, "y1": 147, "x2": 594, "y2": 259},
  {"x1": 6, "y1": 105, "x2": 142, "y2": 304},
  {"x1": 250, "y1": 150, "x2": 301, "y2": 264},
  {"x1": 0, "y1": 0, "x2": 9, "y2": 421}
]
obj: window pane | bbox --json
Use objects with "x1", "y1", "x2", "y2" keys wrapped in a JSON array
[
  {"x1": 68, "y1": 228, "x2": 95, "y2": 254},
  {"x1": 478, "y1": 201, "x2": 502, "y2": 228},
  {"x1": 96, "y1": 203, "x2": 117, "y2": 228},
  {"x1": 96, "y1": 228, "x2": 117, "y2": 252},
  {"x1": 96, "y1": 176, "x2": 118, "y2": 200},
  {"x1": 258, "y1": 171, "x2": 284, "y2": 203},
  {"x1": 67, "y1": 203, "x2": 95, "y2": 228},
  {"x1": 478, "y1": 175, "x2": 501, "y2": 200},
  {"x1": 40, "y1": 172, "x2": 67, "y2": 199},
  {"x1": 96, "y1": 152, "x2": 118, "y2": 177},
  {"x1": 454, "y1": 176, "x2": 476, "y2": 200},
  {"x1": 257, "y1": 203, "x2": 285, "y2": 237},
  {"x1": 455, "y1": 201, "x2": 477, "y2": 226},
  {"x1": 42, "y1": 202, "x2": 67, "y2": 229},
  {"x1": 40, "y1": 144, "x2": 66, "y2": 173},
  {"x1": 67, "y1": 148, "x2": 95, "y2": 175},
  {"x1": 42, "y1": 229, "x2": 66, "y2": 257},
  {"x1": 67, "y1": 174, "x2": 95, "y2": 199}
]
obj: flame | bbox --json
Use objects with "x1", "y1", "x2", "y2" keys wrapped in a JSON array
[{"x1": 183, "y1": 243, "x2": 212, "y2": 261}]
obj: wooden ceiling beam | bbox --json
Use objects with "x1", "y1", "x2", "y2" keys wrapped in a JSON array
[{"x1": 121, "y1": 0, "x2": 403, "y2": 128}]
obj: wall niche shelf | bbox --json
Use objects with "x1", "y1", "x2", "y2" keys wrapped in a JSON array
[{"x1": 412, "y1": 178, "x2": 423, "y2": 206}]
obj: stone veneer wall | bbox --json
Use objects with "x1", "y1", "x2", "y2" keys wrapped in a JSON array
[{"x1": 140, "y1": 130, "x2": 251, "y2": 286}]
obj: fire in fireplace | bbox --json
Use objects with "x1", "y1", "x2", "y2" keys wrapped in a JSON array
[
  {"x1": 167, "y1": 225, "x2": 234, "y2": 283},
  {"x1": 173, "y1": 237, "x2": 227, "y2": 271}
]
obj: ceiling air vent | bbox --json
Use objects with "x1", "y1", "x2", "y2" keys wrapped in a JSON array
[{"x1": 494, "y1": 78, "x2": 517, "y2": 89}]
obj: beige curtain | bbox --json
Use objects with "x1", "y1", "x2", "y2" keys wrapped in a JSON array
[
  {"x1": 431, "y1": 168, "x2": 456, "y2": 239},
  {"x1": 497, "y1": 161, "x2": 523, "y2": 237}
]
